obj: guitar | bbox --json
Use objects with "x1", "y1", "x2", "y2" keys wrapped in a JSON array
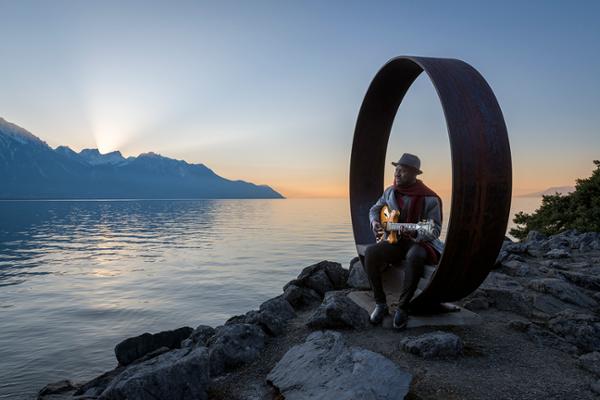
[{"x1": 376, "y1": 205, "x2": 436, "y2": 244}]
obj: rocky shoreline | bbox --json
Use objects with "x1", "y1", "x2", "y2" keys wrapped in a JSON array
[{"x1": 39, "y1": 229, "x2": 600, "y2": 399}]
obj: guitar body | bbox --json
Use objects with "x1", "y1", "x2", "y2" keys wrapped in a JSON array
[
  {"x1": 377, "y1": 205, "x2": 434, "y2": 244},
  {"x1": 379, "y1": 205, "x2": 399, "y2": 244}
]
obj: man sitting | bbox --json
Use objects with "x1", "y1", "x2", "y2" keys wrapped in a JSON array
[{"x1": 365, "y1": 152, "x2": 444, "y2": 330}]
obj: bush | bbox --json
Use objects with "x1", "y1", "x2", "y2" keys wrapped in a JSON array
[{"x1": 510, "y1": 160, "x2": 600, "y2": 240}]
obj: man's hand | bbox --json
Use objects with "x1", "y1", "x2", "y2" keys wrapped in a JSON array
[
  {"x1": 372, "y1": 221, "x2": 384, "y2": 238},
  {"x1": 399, "y1": 226, "x2": 417, "y2": 240}
]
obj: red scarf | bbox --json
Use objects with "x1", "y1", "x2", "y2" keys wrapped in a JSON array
[{"x1": 394, "y1": 179, "x2": 443, "y2": 264}]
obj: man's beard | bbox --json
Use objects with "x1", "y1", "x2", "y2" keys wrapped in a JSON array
[{"x1": 396, "y1": 179, "x2": 416, "y2": 187}]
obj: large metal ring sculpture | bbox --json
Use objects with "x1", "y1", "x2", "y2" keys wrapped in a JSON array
[{"x1": 350, "y1": 56, "x2": 512, "y2": 310}]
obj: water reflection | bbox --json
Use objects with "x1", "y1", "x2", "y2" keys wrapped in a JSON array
[{"x1": 0, "y1": 199, "x2": 359, "y2": 399}]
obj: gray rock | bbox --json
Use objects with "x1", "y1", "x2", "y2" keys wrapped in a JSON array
[
  {"x1": 527, "y1": 278, "x2": 597, "y2": 309},
  {"x1": 497, "y1": 259, "x2": 531, "y2": 277},
  {"x1": 114, "y1": 326, "x2": 193, "y2": 366},
  {"x1": 99, "y1": 346, "x2": 210, "y2": 400},
  {"x1": 267, "y1": 330, "x2": 412, "y2": 400},
  {"x1": 479, "y1": 273, "x2": 534, "y2": 317},
  {"x1": 544, "y1": 248, "x2": 571, "y2": 259},
  {"x1": 304, "y1": 269, "x2": 335, "y2": 296},
  {"x1": 131, "y1": 346, "x2": 171, "y2": 364},
  {"x1": 400, "y1": 331, "x2": 463, "y2": 359},
  {"x1": 259, "y1": 294, "x2": 296, "y2": 321},
  {"x1": 74, "y1": 366, "x2": 126, "y2": 397},
  {"x1": 544, "y1": 236, "x2": 571, "y2": 252},
  {"x1": 38, "y1": 379, "x2": 80, "y2": 397},
  {"x1": 484, "y1": 287, "x2": 534, "y2": 317},
  {"x1": 503, "y1": 242, "x2": 531, "y2": 255},
  {"x1": 207, "y1": 323, "x2": 266, "y2": 377},
  {"x1": 462, "y1": 296, "x2": 490, "y2": 311},
  {"x1": 531, "y1": 293, "x2": 572, "y2": 317},
  {"x1": 578, "y1": 352, "x2": 600, "y2": 376},
  {"x1": 574, "y1": 232, "x2": 600, "y2": 250},
  {"x1": 307, "y1": 291, "x2": 370, "y2": 330},
  {"x1": 225, "y1": 308, "x2": 287, "y2": 336},
  {"x1": 481, "y1": 271, "x2": 523, "y2": 289},
  {"x1": 494, "y1": 240, "x2": 530, "y2": 268},
  {"x1": 282, "y1": 283, "x2": 322, "y2": 310},
  {"x1": 494, "y1": 250, "x2": 525, "y2": 268},
  {"x1": 284, "y1": 260, "x2": 349, "y2": 296},
  {"x1": 548, "y1": 309, "x2": 600, "y2": 353},
  {"x1": 347, "y1": 257, "x2": 371, "y2": 289},
  {"x1": 526, "y1": 230, "x2": 547, "y2": 242},
  {"x1": 315, "y1": 260, "x2": 349, "y2": 289},
  {"x1": 582, "y1": 239, "x2": 600, "y2": 251},
  {"x1": 181, "y1": 325, "x2": 215, "y2": 348}
]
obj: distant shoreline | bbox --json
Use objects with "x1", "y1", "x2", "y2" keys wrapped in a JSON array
[{"x1": 0, "y1": 197, "x2": 287, "y2": 202}]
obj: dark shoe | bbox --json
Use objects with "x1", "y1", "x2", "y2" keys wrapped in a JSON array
[
  {"x1": 393, "y1": 308, "x2": 409, "y2": 330},
  {"x1": 369, "y1": 303, "x2": 389, "y2": 325}
]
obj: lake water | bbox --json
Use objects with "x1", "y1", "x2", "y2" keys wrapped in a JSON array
[{"x1": 0, "y1": 196, "x2": 542, "y2": 399}]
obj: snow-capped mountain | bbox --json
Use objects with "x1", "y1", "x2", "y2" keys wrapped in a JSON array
[
  {"x1": 78, "y1": 148, "x2": 127, "y2": 166},
  {"x1": 0, "y1": 117, "x2": 284, "y2": 199}
]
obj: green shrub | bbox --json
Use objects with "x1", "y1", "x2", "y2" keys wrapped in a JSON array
[{"x1": 509, "y1": 160, "x2": 600, "y2": 240}]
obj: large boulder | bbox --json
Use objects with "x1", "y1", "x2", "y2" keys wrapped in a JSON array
[
  {"x1": 267, "y1": 330, "x2": 412, "y2": 400},
  {"x1": 99, "y1": 346, "x2": 210, "y2": 400},
  {"x1": 283, "y1": 260, "x2": 349, "y2": 296},
  {"x1": 399, "y1": 331, "x2": 464, "y2": 359},
  {"x1": 347, "y1": 257, "x2": 371, "y2": 289},
  {"x1": 306, "y1": 291, "x2": 370, "y2": 330},
  {"x1": 259, "y1": 294, "x2": 296, "y2": 321},
  {"x1": 114, "y1": 326, "x2": 193, "y2": 366},
  {"x1": 282, "y1": 283, "x2": 322, "y2": 310},
  {"x1": 207, "y1": 323, "x2": 266, "y2": 377}
]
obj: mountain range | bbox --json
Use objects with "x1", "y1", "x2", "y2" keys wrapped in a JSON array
[
  {"x1": 0, "y1": 117, "x2": 284, "y2": 199},
  {"x1": 518, "y1": 186, "x2": 575, "y2": 197}
]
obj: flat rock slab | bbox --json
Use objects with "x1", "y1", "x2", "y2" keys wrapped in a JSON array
[
  {"x1": 347, "y1": 290, "x2": 482, "y2": 328},
  {"x1": 267, "y1": 330, "x2": 412, "y2": 400}
]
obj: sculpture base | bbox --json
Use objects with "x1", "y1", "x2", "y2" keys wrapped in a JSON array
[{"x1": 347, "y1": 290, "x2": 482, "y2": 329}]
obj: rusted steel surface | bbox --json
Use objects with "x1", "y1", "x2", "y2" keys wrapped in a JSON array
[{"x1": 350, "y1": 56, "x2": 512, "y2": 310}]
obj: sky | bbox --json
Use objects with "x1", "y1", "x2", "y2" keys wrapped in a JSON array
[{"x1": 0, "y1": 0, "x2": 599, "y2": 198}]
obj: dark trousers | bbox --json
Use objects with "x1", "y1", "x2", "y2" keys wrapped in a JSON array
[{"x1": 363, "y1": 239, "x2": 427, "y2": 309}]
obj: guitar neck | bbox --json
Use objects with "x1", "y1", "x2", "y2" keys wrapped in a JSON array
[{"x1": 386, "y1": 222, "x2": 420, "y2": 231}]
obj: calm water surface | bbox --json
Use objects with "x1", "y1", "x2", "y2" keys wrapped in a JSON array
[{"x1": 0, "y1": 197, "x2": 541, "y2": 399}]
